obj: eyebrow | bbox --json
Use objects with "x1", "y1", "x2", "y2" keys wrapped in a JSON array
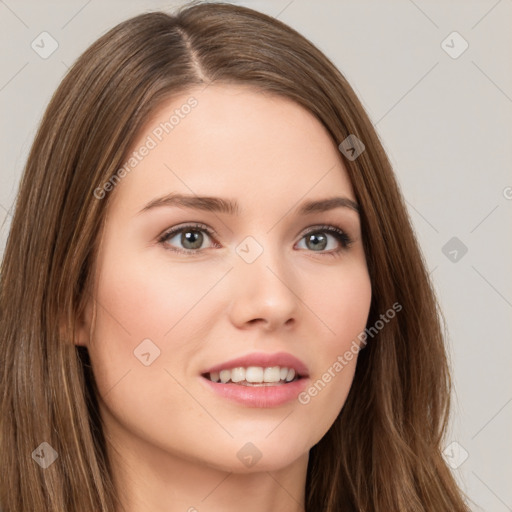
[{"x1": 138, "y1": 193, "x2": 360, "y2": 216}]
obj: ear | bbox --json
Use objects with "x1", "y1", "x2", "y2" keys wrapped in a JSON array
[{"x1": 72, "y1": 296, "x2": 96, "y2": 347}]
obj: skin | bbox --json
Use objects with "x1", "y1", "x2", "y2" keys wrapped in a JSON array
[{"x1": 76, "y1": 83, "x2": 372, "y2": 512}]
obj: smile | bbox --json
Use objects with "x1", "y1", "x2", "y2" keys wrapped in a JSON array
[{"x1": 203, "y1": 365, "x2": 300, "y2": 385}]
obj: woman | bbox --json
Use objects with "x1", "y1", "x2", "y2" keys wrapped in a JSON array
[{"x1": 0, "y1": 2, "x2": 472, "y2": 511}]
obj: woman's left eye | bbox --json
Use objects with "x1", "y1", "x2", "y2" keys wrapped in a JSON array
[{"x1": 296, "y1": 225, "x2": 353, "y2": 255}]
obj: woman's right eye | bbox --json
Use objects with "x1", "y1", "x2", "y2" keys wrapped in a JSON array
[{"x1": 157, "y1": 223, "x2": 217, "y2": 254}]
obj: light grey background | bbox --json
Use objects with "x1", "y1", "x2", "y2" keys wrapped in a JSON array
[{"x1": 1, "y1": 1, "x2": 511, "y2": 510}]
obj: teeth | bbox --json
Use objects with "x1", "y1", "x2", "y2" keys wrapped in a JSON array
[
  {"x1": 219, "y1": 369, "x2": 231, "y2": 383},
  {"x1": 231, "y1": 367, "x2": 245, "y2": 383},
  {"x1": 246, "y1": 366, "x2": 264, "y2": 382},
  {"x1": 206, "y1": 366, "x2": 298, "y2": 384},
  {"x1": 263, "y1": 366, "x2": 281, "y2": 382}
]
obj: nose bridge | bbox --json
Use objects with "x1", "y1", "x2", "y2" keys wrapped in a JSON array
[
  {"x1": 235, "y1": 232, "x2": 287, "y2": 284},
  {"x1": 229, "y1": 232, "x2": 299, "y2": 328}
]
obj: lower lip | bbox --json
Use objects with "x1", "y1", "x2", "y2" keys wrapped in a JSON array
[{"x1": 200, "y1": 376, "x2": 310, "y2": 408}]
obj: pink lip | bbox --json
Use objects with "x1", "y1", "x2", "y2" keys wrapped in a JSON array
[
  {"x1": 201, "y1": 351, "x2": 310, "y2": 377},
  {"x1": 200, "y1": 376, "x2": 310, "y2": 408}
]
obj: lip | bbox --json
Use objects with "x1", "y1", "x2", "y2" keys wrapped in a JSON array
[
  {"x1": 201, "y1": 351, "x2": 310, "y2": 377},
  {"x1": 199, "y1": 375, "x2": 310, "y2": 408}
]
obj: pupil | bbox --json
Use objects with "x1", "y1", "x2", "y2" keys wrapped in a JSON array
[
  {"x1": 306, "y1": 233, "x2": 327, "y2": 251},
  {"x1": 182, "y1": 230, "x2": 203, "y2": 249}
]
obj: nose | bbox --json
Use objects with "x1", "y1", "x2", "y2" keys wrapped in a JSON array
[{"x1": 227, "y1": 242, "x2": 299, "y2": 331}]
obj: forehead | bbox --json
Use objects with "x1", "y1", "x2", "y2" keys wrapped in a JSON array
[{"x1": 108, "y1": 83, "x2": 355, "y2": 216}]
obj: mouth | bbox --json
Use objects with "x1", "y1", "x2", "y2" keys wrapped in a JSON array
[{"x1": 201, "y1": 365, "x2": 304, "y2": 387}]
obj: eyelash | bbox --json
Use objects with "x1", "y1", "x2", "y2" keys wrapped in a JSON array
[{"x1": 157, "y1": 223, "x2": 353, "y2": 257}]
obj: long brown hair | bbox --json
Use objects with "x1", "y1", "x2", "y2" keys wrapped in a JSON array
[{"x1": 0, "y1": 2, "x2": 471, "y2": 511}]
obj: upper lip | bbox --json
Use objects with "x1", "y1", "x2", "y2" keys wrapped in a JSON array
[{"x1": 202, "y1": 351, "x2": 309, "y2": 378}]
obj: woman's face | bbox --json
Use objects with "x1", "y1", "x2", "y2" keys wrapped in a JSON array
[{"x1": 79, "y1": 83, "x2": 372, "y2": 473}]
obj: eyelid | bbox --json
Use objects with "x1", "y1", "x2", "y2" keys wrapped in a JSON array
[{"x1": 157, "y1": 222, "x2": 218, "y2": 241}]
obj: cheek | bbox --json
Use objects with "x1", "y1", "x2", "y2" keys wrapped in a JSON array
[
  {"x1": 295, "y1": 262, "x2": 371, "y2": 430},
  {"x1": 87, "y1": 252, "x2": 229, "y2": 390},
  {"x1": 305, "y1": 260, "x2": 372, "y2": 347},
  {"x1": 94, "y1": 250, "x2": 230, "y2": 339},
  {"x1": 85, "y1": 255, "x2": 227, "y2": 440}
]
